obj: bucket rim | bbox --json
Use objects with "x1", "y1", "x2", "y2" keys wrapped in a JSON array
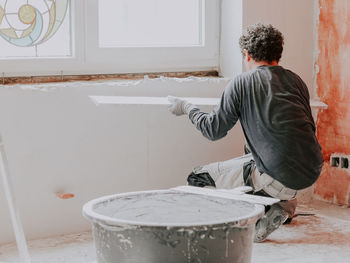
[{"x1": 82, "y1": 189, "x2": 265, "y2": 228}]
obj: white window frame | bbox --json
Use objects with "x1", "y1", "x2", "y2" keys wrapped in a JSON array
[{"x1": 0, "y1": 0, "x2": 219, "y2": 77}]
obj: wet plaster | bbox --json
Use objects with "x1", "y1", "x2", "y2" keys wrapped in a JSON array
[
  {"x1": 92, "y1": 192, "x2": 257, "y2": 225},
  {"x1": 314, "y1": 0, "x2": 350, "y2": 206}
]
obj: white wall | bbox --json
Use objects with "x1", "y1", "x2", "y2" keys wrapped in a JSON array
[
  {"x1": 243, "y1": 0, "x2": 316, "y2": 91},
  {"x1": 220, "y1": 0, "x2": 316, "y2": 92},
  {"x1": 0, "y1": 78, "x2": 245, "y2": 244},
  {"x1": 219, "y1": 0, "x2": 243, "y2": 77}
]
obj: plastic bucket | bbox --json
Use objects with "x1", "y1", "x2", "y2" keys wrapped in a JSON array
[{"x1": 83, "y1": 189, "x2": 264, "y2": 263}]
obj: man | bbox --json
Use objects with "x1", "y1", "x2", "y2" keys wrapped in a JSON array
[{"x1": 168, "y1": 24, "x2": 323, "y2": 242}]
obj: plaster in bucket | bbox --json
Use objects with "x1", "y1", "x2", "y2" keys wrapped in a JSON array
[{"x1": 83, "y1": 189, "x2": 264, "y2": 263}]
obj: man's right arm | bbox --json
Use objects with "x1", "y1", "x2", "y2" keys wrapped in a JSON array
[{"x1": 189, "y1": 81, "x2": 241, "y2": 141}]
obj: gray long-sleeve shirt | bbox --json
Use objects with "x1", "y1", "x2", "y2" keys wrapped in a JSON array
[{"x1": 189, "y1": 65, "x2": 323, "y2": 190}]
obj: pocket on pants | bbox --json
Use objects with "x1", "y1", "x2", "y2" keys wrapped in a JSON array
[{"x1": 187, "y1": 171, "x2": 216, "y2": 188}]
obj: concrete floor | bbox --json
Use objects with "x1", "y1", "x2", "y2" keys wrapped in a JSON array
[{"x1": 0, "y1": 200, "x2": 349, "y2": 263}]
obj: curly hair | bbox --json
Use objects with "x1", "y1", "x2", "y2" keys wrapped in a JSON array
[{"x1": 239, "y1": 24, "x2": 284, "y2": 63}]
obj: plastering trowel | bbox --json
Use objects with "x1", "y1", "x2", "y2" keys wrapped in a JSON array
[{"x1": 172, "y1": 185, "x2": 280, "y2": 206}]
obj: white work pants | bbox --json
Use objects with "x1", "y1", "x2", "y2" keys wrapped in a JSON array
[{"x1": 192, "y1": 154, "x2": 297, "y2": 217}]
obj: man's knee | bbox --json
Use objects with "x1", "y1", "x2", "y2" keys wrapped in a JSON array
[{"x1": 187, "y1": 172, "x2": 216, "y2": 188}]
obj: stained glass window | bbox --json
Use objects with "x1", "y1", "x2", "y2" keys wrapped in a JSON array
[{"x1": 0, "y1": 0, "x2": 71, "y2": 58}]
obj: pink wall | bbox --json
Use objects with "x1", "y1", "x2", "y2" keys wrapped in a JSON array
[{"x1": 314, "y1": 0, "x2": 350, "y2": 206}]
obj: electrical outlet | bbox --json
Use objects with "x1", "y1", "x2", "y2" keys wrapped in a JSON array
[
  {"x1": 341, "y1": 157, "x2": 349, "y2": 169},
  {"x1": 331, "y1": 156, "x2": 340, "y2": 167},
  {"x1": 330, "y1": 154, "x2": 350, "y2": 170}
]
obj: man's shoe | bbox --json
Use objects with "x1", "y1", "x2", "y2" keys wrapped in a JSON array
[{"x1": 254, "y1": 204, "x2": 288, "y2": 242}]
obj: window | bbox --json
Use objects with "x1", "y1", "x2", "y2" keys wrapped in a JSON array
[
  {"x1": 0, "y1": 0, "x2": 219, "y2": 77},
  {"x1": 98, "y1": 0, "x2": 203, "y2": 48},
  {"x1": 0, "y1": 0, "x2": 71, "y2": 58}
]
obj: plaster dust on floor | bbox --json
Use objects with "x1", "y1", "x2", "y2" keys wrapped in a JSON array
[
  {"x1": 0, "y1": 201, "x2": 349, "y2": 263},
  {"x1": 0, "y1": 232, "x2": 95, "y2": 263}
]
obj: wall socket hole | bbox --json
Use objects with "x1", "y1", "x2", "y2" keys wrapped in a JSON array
[
  {"x1": 341, "y1": 157, "x2": 349, "y2": 169},
  {"x1": 331, "y1": 157, "x2": 340, "y2": 167}
]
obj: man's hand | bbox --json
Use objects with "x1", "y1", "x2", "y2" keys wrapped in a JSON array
[{"x1": 167, "y1": 96, "x2": 196, "y2": 116}]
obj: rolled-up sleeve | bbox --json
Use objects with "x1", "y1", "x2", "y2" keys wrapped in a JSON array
[{"x1": 188, "y1": 81, "x2": 241, "y2": 141}]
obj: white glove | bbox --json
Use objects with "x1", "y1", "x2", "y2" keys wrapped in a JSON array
[{"x1": 167, "y1": 96, "x2": 196, "y2": 116}]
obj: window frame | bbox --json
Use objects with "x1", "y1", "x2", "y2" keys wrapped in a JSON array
[
  {"x1": 0, "y1": 0, "x2": 83, "y2": 77},
  {"x1": 0, "y1": 0, "x2": 219, "y2": 77}
]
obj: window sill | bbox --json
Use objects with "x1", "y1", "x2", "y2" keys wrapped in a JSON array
[{"x1": 1, "y1": 71, "x2": 219, "y2": 85}]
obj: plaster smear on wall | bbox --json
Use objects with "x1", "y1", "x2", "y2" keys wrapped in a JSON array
[
  {"x1": 0, "y1": 76, "x2": 226, "y2": 92},
  {"x1": 314, "y1": 0, "x2": 350, "y2": 205}
]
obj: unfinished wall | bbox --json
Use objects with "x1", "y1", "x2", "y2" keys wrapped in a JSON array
[
  {"x1": 314, "y1": 0, "x2": 350, "y2": 206},
  {"x1": 0, "y1": 78, "x2": 246, "y2": 244}
]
